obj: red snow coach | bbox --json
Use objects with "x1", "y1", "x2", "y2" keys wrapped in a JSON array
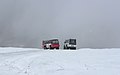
[{"x1": 42, "y1": 39, "x2": 60, "y2": 49}]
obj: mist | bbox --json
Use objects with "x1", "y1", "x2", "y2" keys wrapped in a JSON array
[{"x1": 0, "y1": 0, "x2": 120, "y2": 48}]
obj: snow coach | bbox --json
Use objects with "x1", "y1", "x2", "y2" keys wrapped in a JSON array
[
  {"x1": 42, "y1": 39, "x2": 60, "y2": 49},
  {"x1": 64, "y1": 39, "x2": 76, "y2": 50}
]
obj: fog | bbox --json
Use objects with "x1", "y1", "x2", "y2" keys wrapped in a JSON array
[{"x1": 0, "y1": 0, "x2": 120, "y2": 48}]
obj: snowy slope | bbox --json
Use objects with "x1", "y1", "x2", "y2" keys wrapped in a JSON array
[{"x1": 0, "y1": 48, "x2": 120, "y2": 75}]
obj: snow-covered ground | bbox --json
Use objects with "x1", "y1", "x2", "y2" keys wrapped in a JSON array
[{"x1": 0, "y1": 47, "x2": 120, "y2": 75}]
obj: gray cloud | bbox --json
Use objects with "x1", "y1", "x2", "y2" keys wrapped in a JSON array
[{"x1": 0, "y1": 0, "x2": 120, "y2": 48}]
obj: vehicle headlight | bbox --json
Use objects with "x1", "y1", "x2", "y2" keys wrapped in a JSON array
[{"x1": 74, "y1": 45, "x2": 76, "y2": 47}]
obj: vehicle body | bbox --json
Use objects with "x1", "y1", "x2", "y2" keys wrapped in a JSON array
[
  {"x1": 42, "y1": 40, "x2": 49, "y2": 49},
  {"x1": 42, "y1": 39, "x2": 60, "y2": 49},
  {"x1": 64, "y1": 39, "x2": 76, "y2": 50}
]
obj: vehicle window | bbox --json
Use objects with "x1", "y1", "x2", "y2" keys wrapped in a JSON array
[
  {"x1": 70, "y1": 39, "x2": 76, "y2": 44},
  {"x1": 52, "y1": 40, "x2": 59, "y2": 44}
]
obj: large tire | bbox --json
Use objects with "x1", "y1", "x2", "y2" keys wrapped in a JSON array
[
  {"x1": 50, "y1": 46, "x2": 54, "y2": 50},
  {"x1": 44, "y1": 46, "x2": 47, "y2": 50},
  {"x1": 71, "y1": 47, "x2": 76, "y2": 50},
  {"x1": 74, "y1": 47, "x2": 76, "y2": 50},
  {"x1": 46, "y1": 47, "x2": 48, "y2": 49},
  {"x1": 50, "y1": 48, "x2": 53, "y2": 50},
  {"x1": 67, "y1": 47, "x2": 69, "y2": 49},
  {"x1": 56, "y1": 48, "x2": 59, "y2": 50}
]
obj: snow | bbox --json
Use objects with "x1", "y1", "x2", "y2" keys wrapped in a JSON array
[{"x1": 0, "y1": 47, "x2": 120, "y2": 75}]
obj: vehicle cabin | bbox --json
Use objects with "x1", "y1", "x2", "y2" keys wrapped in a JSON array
[
  {"x1": 42, "y1": 39, "x2": 60, "y2": 49},
  {"x1": 64, "y1": 39, "x2": 76, "y2": 50}
]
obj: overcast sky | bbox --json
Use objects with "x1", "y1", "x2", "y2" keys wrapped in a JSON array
[{"x1": 0, "y1": 0, "x2": 120, "y2": 48}]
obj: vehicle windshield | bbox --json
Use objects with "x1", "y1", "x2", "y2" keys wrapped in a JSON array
[
  {"x1": 43, "y1": 41, "x2": 49, "y2": 44},
  {"x1": 51, "y1": 40, "x2": 59, "y2": 44},
  {"x1": 70, "y1": 39, "x2": 76, "y2": 45}
]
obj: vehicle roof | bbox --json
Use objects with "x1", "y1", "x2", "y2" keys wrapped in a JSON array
[{"x1": 65, "y1": 39, "x2": 76, "y2": 40}]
